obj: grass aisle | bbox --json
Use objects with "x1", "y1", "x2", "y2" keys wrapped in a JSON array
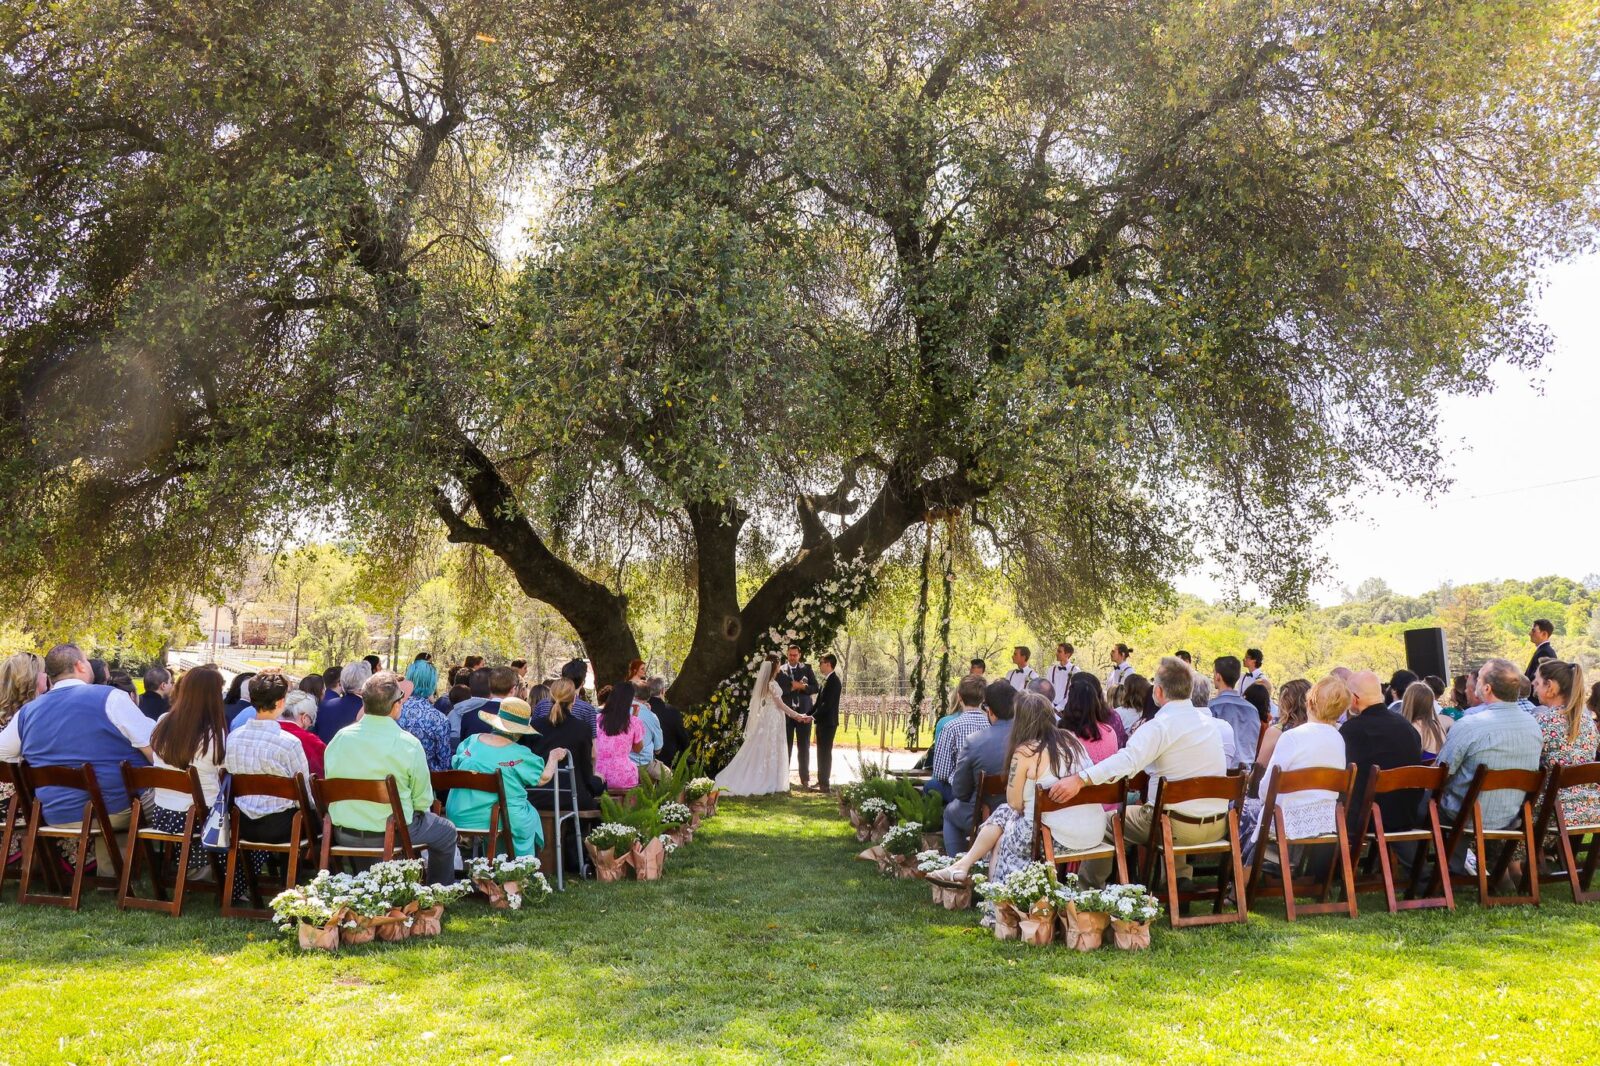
[{"x1": 1, "y1": 793, "x2": 1597, "y2": 1064}]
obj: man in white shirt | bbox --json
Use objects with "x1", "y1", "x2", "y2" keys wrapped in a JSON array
[
  {"x1": 1107, "y1": 643, "x2": 1134, "y2": 687},
  {"x1": 1004, "y1": 646, "x2": 1038, "y2": 692},
  {"x1": 1048, "y1": 656, "x2": 1228, "y2": 885},
  {"x1": 1240, "y1": 648, "x2": 1268, "y2": 692},
  {"x1": 1045, "y1": 642, "x2": 1079, "y2": 712}
]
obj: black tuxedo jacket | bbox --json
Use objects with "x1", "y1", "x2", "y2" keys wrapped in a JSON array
[
  {"x1": 1525, "y1": 641, "x2": 1557, "y2": 681},
  {"x1": 777, "y1": 662, "x2": 819, "y2": 716},
  {"x1": 649, "y1": 696, "x2": 690, "y2": 766},
  {"x1": 812, "y1": 672, "x2": 842, "y2": 726}
]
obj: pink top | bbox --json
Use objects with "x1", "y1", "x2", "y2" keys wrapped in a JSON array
[
  {"x1": 594, "y1": 716, "x2": 644, "y2": 791},
  {"x1": 1077, "y1": 726, "x2": 1121, "y2": 809}
]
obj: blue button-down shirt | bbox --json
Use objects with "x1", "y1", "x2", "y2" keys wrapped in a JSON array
[
  {"x1": 630, "y1": 703, "x2": 663, "y2": 768},
  {"x1": 1435, "y1": 701, "x2": 1542, "y2": 829}
]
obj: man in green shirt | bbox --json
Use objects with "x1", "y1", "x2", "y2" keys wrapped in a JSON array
[{"x1": 325, "y1": 671, "x2": 458, "y2": 883}]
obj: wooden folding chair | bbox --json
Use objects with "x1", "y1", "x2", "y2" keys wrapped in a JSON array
[
  {"x1": 969, "y1": 772, "x2": 1008, "y2": 849},
  {"x1": 1245, "y1": 765, "x2": 1359, "y2": 920},
  {"x1": 1430, "y1": 765, "x2": 1546, "y2": 908},
  {"x1": 314, "y1": 774, "x2": 423, "y2": 873},
  {"x1": 0, "y1": 761, "x2": 29, "y2": 899},
  {"x1": 1032, "y1": 780, "x2": 1128, "y2": 884},
  {"x1": 223, "y1": 773, "x2": 317, "y2": 920},
  {"x1": 1351, "y1": 763, "x2": 1454, "y2": 913},
  {"x1": 1532, "y1": 760, "x2": 1600, "y2": 904},
  {"x1": 1140, "y1": 774, "x2": 1248, "y2": 928},
  {"x1": 16, "y1": 762, "x2": 125, "y2": 910},
  {"x1": 117, "y1": 763, "x2": 223, "y2": 916},
  {"x1": 431, "y1": 769, "x2": 515, "y2": 860}
]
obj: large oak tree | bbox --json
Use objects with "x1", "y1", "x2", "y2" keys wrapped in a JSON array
[{"x1": 3, "y1": 0, "x2": 1596, "y2": 709}]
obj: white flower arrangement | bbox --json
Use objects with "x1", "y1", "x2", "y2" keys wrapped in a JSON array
[
  {"x1": 269, "y1": 860, "x2": 464, "y2": 931},
  {"x1": 466, "y1": 853, "x2": 550, "y2": 909},
  {"x1": 588, "y1": 822, "x2": 641, "y2": 852},
  {"x1": 414, "y1": 881, "x2": 472, "y2": 910},
  {"x1": 857, "y1": 797, "x2": 896, "y2": 822},
  {"x1": 880, "y1": 821, "x2": 924, "y2": 858},
  {"x1": 915, "y1": 850, "x2": 954, "y2": 872},
  {"x1": 685, "y1": 777, "x2": 718, "y2": 800},
  {"x1": 658, "y1": 833, "x2": 680, "y2": 855},
  {"x1": 1096, "y1": 883, "x2": 1163, "y2": 922},
  {"x1": 998, "y1": 862, "x2": 1059, "y2": 909},
  {"x1": 659, "y1": 801, "x2": 693, "y2": 826}
]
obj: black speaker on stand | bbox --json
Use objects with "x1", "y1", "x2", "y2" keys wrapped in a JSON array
[{"x1": 1403, "y1": 627, "x2": 1450, "y2": 681}]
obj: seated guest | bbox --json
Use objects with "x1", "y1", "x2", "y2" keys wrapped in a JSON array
[
  {"x1": 1043, "y1": 656, "x2": 1228, "y2": 886},
  {"x1": 944, "y1": 681, "x2": 1016, "y2": 855},
  {"x1": 1341, "y1": 671, "x2": 1425, "y2": 837},
  {"x1": 1255, "y1": 679, "x2": 1310, "y2": 769},
  {"x1": 1112, "y1": 674, "x2": 1151, "y2": 734},
  {"x1": 1400, "y1": 681, "x2": 1451, "y2": 762},
  {"x1": 89, "y1": 657, "x2": 110, "y2": 686},
  {"x1": 1193, "y1": 676, "x2": 1237, "y2": 766},
  {"x1": 528, "y1": 679, "x2": 606, "y2": 811},
  {"x1": 297, "y1": 673, "x2": 326, "y2": 703},
  {"x1": 324, "y1": 672, "x2": 457, "y2": 885},
  {"x1": 1243, "y1": 682, "x2": 1272, "y2": 727},
  {"x1": 147, "y1": 665, "x2": 228, "y2": 846},
  {"x1": 1240, "y1": 675, "x2": 1348, "y2": 864},
  {"x1": 1442, "y1": 674, "x2": 1470, "y2": 721},
  {"x1": 526, "y1": 682, "x2": 550, "y2": 712},
  {"x1": 446, "y1": 682, "x2": 470, "y2": 711},
  {"x1": 593, "y1": 682, "x2": 646, "y2": 791},
  {"x1": 223, "y1": 671, "x2": 257, "y2": 724},
  {"x1": 448, "y1": 697, "x2": 568, "y2": 858},
  {"x1": 139, "y1": 666, "x2": 172, "y2": 721},
  {"x1": 315, "y1": 660, "x2": 371, "y2": 743},
  {"x1": 108, "y1": 670, "x2": 138, "y2": 700},
  {"x1": 646, "y1": 677, "x2": 689, "y2": 768},
  {"x1": 0, "y1": 643, "x2": 153, "y2": 872},
  {"x1": 363, "y1": 654, "x2": 382, "y2": 673},
  {"x1": 629, "y1": 685, "x2": 665, "y2": 783},
  {"x1": 0, "y1": 652, "x2": 44, "y2": 816},
  {"x1": 446, "y1": 667, "x2": 494, "y2": 743},
  {"x1": 1532, "y1": 660, "x2": 1600, "y2": 828},
  {"x1": 927, "y1": 676, "x2": 990, "y2": 801},
  {"x1": 1071, "y1": 672, "x2": 1127, "y2": 746},
  {"x1": 398, "y1": 662, "x2": 452, "y2": 772},
  {"x1": 1207, "y1": 656, "x2": 1260, "y2": 770},
  {"x1": 1061, "y1": 674, "x2": 1119, "y2": 764},
  {"x1": 1434, "y1": 659, "x2": 1541, "y2": 846},
  {"x1": 533, "y1": 659, "x2": 599, "y2": 733},
  {"x1": 1386, "y1": 669, "x2": 1418, "y2": 711},
  {"x1": 230, "y1": 670, "x2": 287, "y2": 731},
  {"x1": 929, "y1": 693, "x2": 1105, "y2": 888},
  {"x1": 226, "y1": 672, "x2": 312, "y2": 886},
  {"x1": 461, "y1": 666, "x2": 518, "y2": 743},
  {"x1": 320, "y1": 666, "x2": 343, "y2": 704},
  {"x1": 278, "y1": 690, "x2": 326, "y2": 777}
]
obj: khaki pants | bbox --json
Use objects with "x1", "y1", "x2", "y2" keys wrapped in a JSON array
[
  {"x1": 1082, "y1": 803, "x2": 1227, "y2": 886},
  {"x1": 54, "y1": 807, "x2": 132, "y2": 873}
]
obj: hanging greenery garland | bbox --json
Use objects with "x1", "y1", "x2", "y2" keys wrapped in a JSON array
[
  {"x1": 934, "y1": 516, "x2": 956, "y2": 718},
  {"x1": 905, "y1": 519, "x2": 933, "y2": 749}
]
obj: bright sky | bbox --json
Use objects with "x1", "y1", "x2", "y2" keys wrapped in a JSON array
[{"x1": 1178, "y1": 252, "x2": 1600, "y2": 606}]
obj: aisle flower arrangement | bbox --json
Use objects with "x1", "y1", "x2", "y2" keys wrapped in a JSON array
[
  {"x1": 586, "y1": 823, "x2": 639, "y2": 882},
  {"x1": 1103, "y1": 883, "x2": 1162, "y2": 950},
  {"x1": 466, "y1": 854, "x2": 552, "y2": 910},
  {"x1": 918, "y1": 852, "x2": 985, "y2": 909},
  {"x1": 684, "y1": 777, "x2": 720, "y2": 820},
  {"x1": 270, "y1": 861, "x2": 471, "y2": 952},
  {"x1": 854, "y1": 797, "x2": 896, "y2": 842},
  {"x1": 660, "y1": 801, "x2": 695, "y2": 844}
]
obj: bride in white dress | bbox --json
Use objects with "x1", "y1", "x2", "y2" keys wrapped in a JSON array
[{"x1": 715, "y1": 653, "x2": 813, "y2": 796}]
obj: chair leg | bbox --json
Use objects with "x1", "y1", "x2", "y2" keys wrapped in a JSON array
[
  {"x1": 1334, "y1": 818, "x2": 1358, "y2": 917},
  {"x1": 116, "y1": 816, "x2": 141, "y2": 910},
  {"x1": 1275, "y1": 810, "x2": 1296, "y2": 922},
  {"x1": 1375, "y1": 831, "x2": 1400, "y2": 913},
  {"x1": 68, "y1": 825, "x2": 91, "y2": 910},
  {"x1": 1226, "y1": 811, "x2": 1249, "y2": 925},
  {"x1": 1159, "y1": 816, "x2": 1182, "y2": 928}
]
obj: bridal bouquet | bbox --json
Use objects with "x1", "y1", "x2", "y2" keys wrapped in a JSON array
[{"x1": 467, "y1": 854, "x2": 552, "y2": 910}]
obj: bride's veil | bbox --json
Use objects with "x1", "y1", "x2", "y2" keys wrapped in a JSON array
[{"x1": 744, "y1": 659, "x2": 774, "y2": 722}]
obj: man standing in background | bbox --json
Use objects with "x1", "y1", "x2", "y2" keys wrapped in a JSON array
[{"x1": 812, "y1": 654, "x2": 843, "y2": 793}]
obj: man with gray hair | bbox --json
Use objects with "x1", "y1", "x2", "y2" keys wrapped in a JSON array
[
  {"x1": 1435, "y1": 658, "x2": 1541, "y2": 855},
  {"x1": 1047, "y1": 656, "x2": 1228, "y2": 885},
  {"x1": 315, "y1": 659, "x2": 372, "y2": 743},
  {"x1": 324, "y1": 672, "x2": 457, "y2": 884},
  {"x1": 645, "y1": 677, "x2": 689, "y2": 768}
]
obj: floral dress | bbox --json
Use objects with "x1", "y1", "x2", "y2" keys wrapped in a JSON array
[
  {"x1": 1533, "y1": 705, "x2": 1600, "y2": 826},
  {"x1": 594, "y1": 716, "x2": 644, "y2": 791}
]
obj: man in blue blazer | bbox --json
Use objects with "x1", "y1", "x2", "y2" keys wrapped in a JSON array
[{"x1": 943, "y1": 681, "x2": 1016, "y2": 855}]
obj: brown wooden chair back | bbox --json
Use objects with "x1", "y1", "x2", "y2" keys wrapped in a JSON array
[
  {"x1": 313, "y1": 774, "x2": 418, "y2": 871},
  {"x1": 1032, "y1": 779, "x2": 1128, "y2": 884},
  {"x1": 0, "y1": 761, "x2": 30, "y2": 899},
  {"x1": 1144, "y1": 773, "x2": 1248, "y2": 928},
  {"x1": 1534, "y1": 760, "x2": 1600, "y2": 903},
  {"x1": 1246, "y1": 764, "x2": 1359, "y2": 920},
  {"x1": 970, "y1": 772, "x2": 1008, "y2": 848},
  {"x1": 430, "y1": 769, "x2": 515, "y2": 859},
  {"x1": 16, "y1": 761, "x2": 123, "y2": 909},
  {"x1": 1436, "y1": 763, "x2": 1546, "y2": 908},
  {"x1": 223, "y1": 771, "x2": 317, "y2": 920},
  {"x1": 1151, "y1": 773, "x2": 1245, "y2": 809}
]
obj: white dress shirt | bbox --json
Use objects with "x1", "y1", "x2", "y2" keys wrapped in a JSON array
[
  {"x1": 1108, "y1": 661, "x2": 1134, "y2": 687},
  {"x1": 1045, "y1": 662, "x2": 1079, "y2": 709},
  {"x1": 0, "y1": 678, "x2": 154, "y2": 761},
  {"x1": 1005, "y1": 665, "x2": 1039, "y2": 692},
  {"x1": 1239, "y1": 667, "x2": 1268, "y2": 692},
  {"x1": 1081, "y1": 698, "x2": 1227, "y2": 817}
]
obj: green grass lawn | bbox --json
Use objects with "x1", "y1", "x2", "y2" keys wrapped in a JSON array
[{"x1": 2, "y1": 793, "x2": 1597, "y2": 1064}]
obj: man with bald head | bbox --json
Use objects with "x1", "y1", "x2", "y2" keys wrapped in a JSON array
[
  {"x1": 1340, "y1": 669, "x2": 1425, "y2": 837},
  {"x1": 1435, "y1": 659, "x2": 1541, "y2": 846}
]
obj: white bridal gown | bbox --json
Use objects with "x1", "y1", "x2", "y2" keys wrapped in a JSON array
[{"x1": 714, "y1": 662, "x2": 793, "y2": 796}]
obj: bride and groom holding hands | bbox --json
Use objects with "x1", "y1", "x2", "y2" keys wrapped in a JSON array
[{"x1": 715, "y1": 643, "x2": 842, "y2": 796}]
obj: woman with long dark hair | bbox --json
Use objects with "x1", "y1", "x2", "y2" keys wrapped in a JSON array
[
  {"x1": 593, "y1": 681, "x2": 645, "y2": 790},
  {"x1": 1062, "y1": 674, "x2": 1119, "y2": 764},
  {"x1": 148, "y1": 666, "x2": 229, "y2": 842},
  {"x1": 930, "y1": 692, "x2": 1105, "y2": 888}
]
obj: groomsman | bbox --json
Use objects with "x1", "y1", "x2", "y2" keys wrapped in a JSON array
[
  {"x1": 1107, "y1": 643, "x2": 1134, "y2": 687},
  {"x1": 1240, "y1": 648, "x2": 1268, "y2": 692},
  {"x1": 968, "y1": 658, "x2": 987, "y2": 678},
  {"x1": 1524, "y1": 619, "x2": 1557, "y2": 682},
  {"x1": 778, "y1": 643, "x2": 819, "y2": 789},
  {"x1": 1005, "y1": 646, "x2": 1038, "y2": 692},
  {"x1": 1046, "y1": 643, "x2": 1080, "y2": 711},
  {"x1": 812, "y1": 653, "x2": 842, "y2": 792}
]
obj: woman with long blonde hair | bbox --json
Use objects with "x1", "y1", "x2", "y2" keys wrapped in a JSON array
[
  {"x1": 530, "y1": 677, "x2": 605, "y2": 811},
  {"x1": 1533, "y1": 660, "x2": 1600, "y2": 827},
  {"x1": 1401, "y1": 681, "x2": 1450, "y2": 761}
]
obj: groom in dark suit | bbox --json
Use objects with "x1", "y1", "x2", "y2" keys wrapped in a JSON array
[
  {"x1": 812, "y1": 653, "x2": 843, "y2": 792},
  {"x1": 779, "y1": 643, "x2": 819, "y2": 789}
]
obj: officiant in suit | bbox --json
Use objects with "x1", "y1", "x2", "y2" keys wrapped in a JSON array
[
  {"x1": 779, "y1": 643, "x2": 819, "y2": 789},
  {"x1": 812, "y1": 653, "x2": 843, "y2": 792}
]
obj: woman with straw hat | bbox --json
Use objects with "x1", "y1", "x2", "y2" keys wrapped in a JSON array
[{"x1": 447, "y1": 697, "x2": 567, "y2": 858}]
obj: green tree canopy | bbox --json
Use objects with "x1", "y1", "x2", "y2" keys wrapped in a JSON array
[{"x1": 3, "y1": 0, "x2": 1597, "y2": 708}]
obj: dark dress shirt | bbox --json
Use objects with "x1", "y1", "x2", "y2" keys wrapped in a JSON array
[
  {"x1": 648, "y1": 697, "x2": 690, "y2": 767},
  {"x1": 1340, "y1": 703, "x2": 1425, "y2": 835}
]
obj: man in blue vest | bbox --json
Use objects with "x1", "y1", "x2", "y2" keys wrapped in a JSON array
[{"x1": 0, "y1": 642, "x2": 154, "y2": 870}]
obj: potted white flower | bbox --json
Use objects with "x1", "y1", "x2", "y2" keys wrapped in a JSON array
[
  {"x1": 855, "y1": 797, "x2": 896, "y2": 843},
  {"x1": 685, "y1": 777, "x2": 719, "y2": 820},
  {"x1": 659, "y1": 801, "x2": 695, "y2": 845},
  {"x1": 919, "y1": 852, "x2": 984, "y2": 909},
  {"x1": 1101, "y1": 883, "x2": 1162, "y2": 950},
  {"x1": 1059, "y1": 881, "x2": 1113, "y2": 952},
  {"x1": 411, "y1": 880, "x2": 472, "y2": 935},
  {"x1": 467, "y1": 854, "x2": 552, "y2": 909},
  {"x1": 973, "y1": 874, "x2": 1021, "y2": 941},
  {"x1": 1000, "y1": 863, "x2": 1060, "y2": 947},
  {"x1": 364, "y1": 859, "x2": 426, "y2": 942},
  {"x1": 586, "y1": 823, "x2": 640, "y2": 882},
  {"x1": 879, "y1": 821, "x2": 924, "y2": 878},
  {"x1": 269, "y1": 879, "x2": 345, "y2": 952}
]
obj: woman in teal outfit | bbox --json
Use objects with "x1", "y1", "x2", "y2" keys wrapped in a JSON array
[{"x1": 447, "y1": 697, "x2": 567, "y2": 858}]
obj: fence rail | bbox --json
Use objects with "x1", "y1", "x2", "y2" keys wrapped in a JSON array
[{"x1": 837, "y1": 692, "x2": 943, "y2": 747}]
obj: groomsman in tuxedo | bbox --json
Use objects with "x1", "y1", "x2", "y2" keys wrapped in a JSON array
[
  {"x1": 779, "y1": 643, "x2": 819, "y2": 789},
  {"x1": 1046, "y1": 642, "x2": 1080, "y2": 712},
  {"x1": 1004, "y1": 646, "x2": 1038, "y2": 692},
  {"x1": 1524, "y1": 619, "x2": 1557, "y2": 682},
  {"x1": 812, "y1": 653, "x2": 843, "y2": 792}
]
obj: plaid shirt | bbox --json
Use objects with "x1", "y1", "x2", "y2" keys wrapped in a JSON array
[
  {"x1": 224, "y1": 720, "x2": 310, "y2": 818},
  {"x1": 1436, "y1": 701, "x2": 1542, "y2": 829},
  {"x1": 932, "y1": 708, "x2": 990, "y2": 781}
]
